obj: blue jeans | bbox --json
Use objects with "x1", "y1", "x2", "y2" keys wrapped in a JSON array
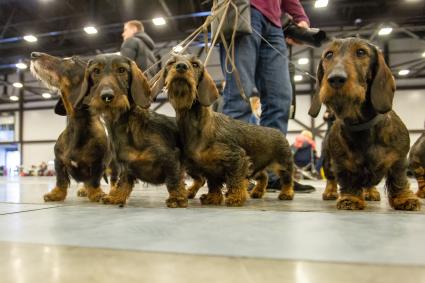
[{"x1": 220, "y1": 7, "x2": 292, "y2": 135}]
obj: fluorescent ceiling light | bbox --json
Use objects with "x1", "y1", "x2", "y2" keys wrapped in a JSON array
[
  {"x1": 15, "y1": 62, "x2": 28, "y2": 69},
  {"x1": 152, "y1": 17, "x2": 166, "y2": 26},
  {"x1": 398, "y1": 69, "x2": 410, "y2": 76},
  {"x1": 10, "y1": 95, "x2": 19, "y2": 101},
  {"x1": 13, "y1": 82, "x2": 23, "y2": 88},
  {"x1": 42, "y1": 92, "x2": 52, "y2": 99},
  {"x1": 314, "y1": 0, "x2": 328, "y2": 8},
  {"x1": 378, "y1": 27, "x2": 393, "y2": 36},
  {"x1": 297, "y1": 58, "x2": 309, "y2": 65},
  {"x1": 23, "y1": 35, "x2": 38, "y2": 42},
  {"x1": 294, "y1": 75, "x2": 303, "y2": 82},
  {"x1": 84, "y1": 26, "x2": 98, "y2": 34},
  {"x1": 422, "y1": 51, "x2": 425, "y2": 58}
]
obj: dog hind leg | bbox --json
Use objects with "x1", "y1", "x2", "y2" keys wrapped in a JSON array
[
  {"x1": 44, "y1": 159, "x2": 69, "y2": 202},
  {"x1": 250, "y1": 171, "x2": 268, "y2": 199},
  {"x1": 187, "y1": 175, "x2": 205, "y2": 199}
]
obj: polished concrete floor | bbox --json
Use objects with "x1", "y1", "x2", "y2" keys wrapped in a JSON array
[{"x1": 0, "y1": 176, "x2": 424, "y2": 283}]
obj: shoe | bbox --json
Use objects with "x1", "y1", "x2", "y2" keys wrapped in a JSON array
[
  {"x1": 266, "y1": 179, "x2": 316, "y2": 193},
  {"x1": 294, "y1": 181, "x2": 316, "y2": 193}
]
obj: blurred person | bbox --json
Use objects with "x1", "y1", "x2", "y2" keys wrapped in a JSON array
[
  {"x1": 248, "y1": 95, "x2": 261, "y2": 125},
  {"x1": 121, "y1": 20, "x2": 157, "y2": 78},
  {"x1": 292, "y1": 130, "x2": 318, "y2": 169}
]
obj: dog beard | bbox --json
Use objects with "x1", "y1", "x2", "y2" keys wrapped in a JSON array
[
  {"x1": 90, "y1": 95, "x2": 130, "y2": 123},
  {"x1": 167, "y1": 77, "x2": 197, "y2": 111}
]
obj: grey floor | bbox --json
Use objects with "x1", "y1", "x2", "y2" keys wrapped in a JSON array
[{"x1": 1, "y1": 176, "x2": 425, "y2": 283}]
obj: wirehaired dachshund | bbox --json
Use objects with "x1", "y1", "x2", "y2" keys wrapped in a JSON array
[
  {"x1": 30, "y1": 52, "x2": 116, "y2": 202},
  {"x1": 409, "y1": 132, "x2": 425, "y2": 198},
  {"x1": 77, "y1": 54, "x2": 200, "y2": 208},
  {"x1": 150, "y1": 54, "x2": 295, "y2": 207},
  {"x1": 309, "y1": 37, "x2": 420, "y2": 210}
]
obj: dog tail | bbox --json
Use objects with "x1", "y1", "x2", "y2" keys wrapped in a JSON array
[{"x1": 103, "y1": 173, "x2": 109, "y2": 184}]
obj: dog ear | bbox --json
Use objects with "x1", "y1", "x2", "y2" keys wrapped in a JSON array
[
  {"x1": 308, "y1": 59, "x2": 324, "y2": 117},
  {"x1": 73, "y1": 61, "x2": 92, "y2": 109},
  {"x1": 197, "y1": 69, "x2": 219, "y2": 106},
  {"x1": 130, "y1": 61, "x2": 151, "y2": 109},
  {"x1": 54, "y1": 98, "x2": 67, "y2": 116},
  {"x1": 150, "y1": 69, "x2": 166, "y2": 101},
  {"x1": 370, "y1": 47, "x2": 395, "y2": 114}
]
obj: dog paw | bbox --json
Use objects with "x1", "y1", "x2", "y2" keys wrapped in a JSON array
[
  {"x1": 278, "y1": 187, "x2": 294, "y2": 200},
  {"x1": 166, "y1": 196, "x2": 188, "y2": 208},
  {"x1": 322, "y1": 192, "x2": 338, "y2": 200},
  {"x1": 364, "y1": 187, "x2": 381, "y2": 201},
  {"x1": 336, "y1": 195, "x2": 365, "y2": 210},
  {"x1": 200, "y1": 192, "x2": 223, "y2": 205},
  {"x1": 44, "y1": 187, "x2": 67, "y2": 202},
  {"x1": 416, "y1": 189, "x2": 425, "y2": 199},
  {"x1": 87, "y1": 188, "x2": 106, "y2": 202},
  {"x1": 101, "y1": 194, "x2": 127, "y2": 205},
  {"x1": 390, "y1": 191, "x2": 421, "y2": 211},
  {"x1": 225, "y1": 195, "x2": 246, "y2": 207},
  {"x1": 250, "y1": 189, "x2": 265, "y2": 199},
  {"x1": 77, "y1": 187, "x2": 88, "y2": 197}
]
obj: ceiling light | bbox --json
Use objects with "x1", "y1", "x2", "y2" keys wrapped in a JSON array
[
  {"x1": 422, "y1": 51, "x2": 425, "y2": 58},
  {"x1": 23, "y1": 35, "x2": 38, "y2": 42},
  {"x1": 42, "y1": 92, "x2": 52, "y2": 99},
  {"x1": 84, "y1": 26, "x2": 98, "y2": 34},
  {"x1": 378, "y1": 27, "x2": 393, "y2": 36},
  {"x1": 15, "y1": 62, "x2": 28, "y2": 69},
  {"x1": 152, "y1": 17, "x2": 166, "y2": 26},
  {"x1": 297, "y1": 58, "x2": 309, "y2": 65},
  {"x1": 173, "y1": 45, "x2": 183, "y2": 53},
  {"x1": 294, "y1": 75, "x2": 303, "y2": 82},
  {"x1": 12, "y1": 82, "x2": 23, "y2": 88},
  {"x1": 398, "y1": 69, "x2": 410, "y2": 76},
  {"x1": 10, "y1": 95, "x2": 19, "y2": 101},
  {"x1": 314, "y1": 0, "x2": 328, "y2": 8}
]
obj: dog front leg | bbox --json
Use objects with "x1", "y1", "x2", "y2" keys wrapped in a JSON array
[
  {"x1": 387, "y1": 159, "x2": 420, "y2": 211},
  {"x1": 335, "y1": 171, "x2": 366, "y2": 210},
  {"x1": 187, "y1": 174, "x2": 206, "y2": 199},
  {"x1": 200, "y1": 179, "x2": 224, "y2": 205},
  {"x1": 44, "y1": 158, "x2": 69, "y2": 202},
  {"x1": 413, "y1": 167, "x2": 425, "y2": 198},
  {"x1": 102, "y1": 171, "x2": 135, "y2": 206}
]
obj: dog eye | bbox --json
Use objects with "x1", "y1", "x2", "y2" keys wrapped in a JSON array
[
  {"x1": 191, "y1": 62, "x2": 199, "y2": 68},
  {"x1": 356, "y1": 48, "x2": 367, "y2": 57},
  {"x1": 118, "y1": 67, "x2": 126, "y2": 73},
  {"x1": 324, "y1": 51, "x2": 334, "y2": 60},
  {"x1": 93, "y1": 68, "x2": 101, "y2": 75}
]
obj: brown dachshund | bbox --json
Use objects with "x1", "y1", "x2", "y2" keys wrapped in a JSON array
[
  {"x1": 309, "y1": 37, "x2": 420, "y2": 210},
  {"x1": 77, "y1": 54, "x2": 199, "y2": 208},
  {"x1": 409, "y1": 132, "x2": 425, "y2": 198},
  {"x1": 30, "y1": 52, "x2": 116, "y2": 202},
  {"x1": 151, "y1": 54, "x2": 294, "y2": 207}
]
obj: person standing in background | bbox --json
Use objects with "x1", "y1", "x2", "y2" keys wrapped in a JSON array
[{"x1": 121, "y1": 20, "x2": 157, "y2": 78}]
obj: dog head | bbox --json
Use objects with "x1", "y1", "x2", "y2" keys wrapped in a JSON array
[
  {"x1": 30, "y1": 52, "x2": 87, "y2": 116},
  {"x1": 151, "y1": 54, "x2": 219, "y2": 111},
  {"x1": 309, "y1": 37, "x2": 395, "y2": 121},
  {"x1": 76, "y1": 54, "x2": 151, "y2": 122}
]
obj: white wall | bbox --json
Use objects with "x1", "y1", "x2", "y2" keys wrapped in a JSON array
[
  {"x1": 22, "y1": 143, "x2": 56, "y2": 168},
  {"x1": 23, "y1": 109, "x2": 66, "y2": 141}
]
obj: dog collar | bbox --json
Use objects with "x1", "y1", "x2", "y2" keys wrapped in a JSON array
[{"x1": 343, "y1": 113, "x2": 385, "y2": 132}]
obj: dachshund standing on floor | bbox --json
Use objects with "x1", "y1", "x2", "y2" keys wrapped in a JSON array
[
  {"x1": 309, "y1": 37, "x2": 420, "y2": 210},
  {"x1": 409, "y1": 132, "x2": 425, "y2": 198},
  {"x1": 77, "y1": 54, "x2": 201, "y2": 208},
  {"x1": 151, "y1": 54, "x2": 294, "y2": 207},
  {"x1": 30, "y1": 52, "x2": 116, "y2": 202}
]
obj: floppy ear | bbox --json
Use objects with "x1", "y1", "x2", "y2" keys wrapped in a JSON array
[
  {"x1": 308, "y1": 59, "x2": 324, "y2": 117},
  {"x1": 130, "y1": 61, "x2": 151, "y2": 108},
  {"x1": 370, "y1": 47, "x2": 395, "y2": 113},
  {"x1": 150, "y1": 69, "x2": 166, "y2": 101},
  {"x1": 73, "y1": 62, "x2": 92, "y2": 109},
  {"x1": 54, "y1": 98, "x2": 67, "y2": 116},
  {"x1": 197, "y1": 69, "x2": 219, "y2": 106}
]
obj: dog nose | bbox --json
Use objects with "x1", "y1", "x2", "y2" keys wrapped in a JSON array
[
  {"x1": 100, "y1": 89, "x2": 114, "y2": 103},
  {"x1": 175, "y1": 62, "x2": 189, "y2": 73},
  {"x1": 327, "y1": 71, "x2": 347, "y2": 89},
  {"x1": 31, "y1": 52, "x2": 42, "y2": 59}
]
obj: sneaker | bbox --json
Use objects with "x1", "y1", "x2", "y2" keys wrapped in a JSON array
[{"x1": 266, "y1": 179, "x2": 316, "y2": 193}]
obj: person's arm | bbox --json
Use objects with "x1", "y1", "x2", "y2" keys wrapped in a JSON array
[
  {"x1": 120, "y1": 38, "x2": 138, "y2": 61},
  {"x1": 281, "y1": 0, "x2": 310, "y2": 27}
]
